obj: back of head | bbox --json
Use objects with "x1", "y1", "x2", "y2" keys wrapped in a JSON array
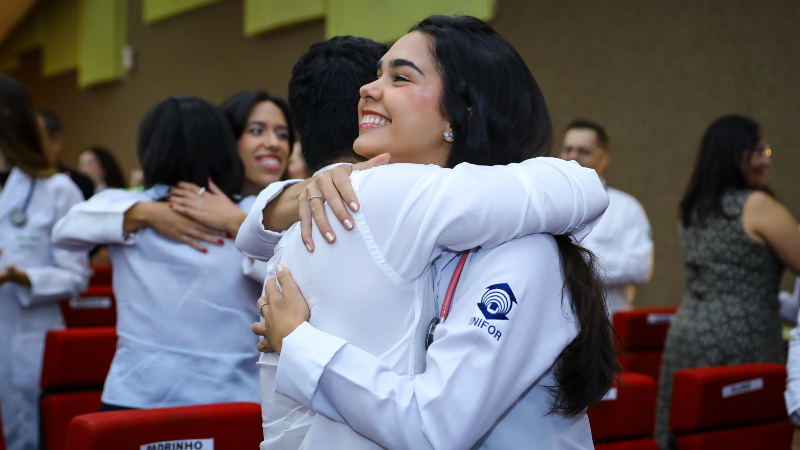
[
  {"x1": 221, "y1": 89, "x2": 295, "y2": 148},
  {"x1": 289, "y1": 36, "x2": 388, "y2": 173},
  {"x1": 680, "y1": 115, "x2": 761, "y2": 227},
  {"x1": 88, "y1": 146, "x2": 126, "y2": 189},
  {"x1": 410, "y1": 16, "x2": 553, "y2": 168},
  {"x1": 137, "y1": 96, "x2": 243, "y2": 197},
  {"x1": 0, "y1": 75, "x2": 54, "y2": 177}
]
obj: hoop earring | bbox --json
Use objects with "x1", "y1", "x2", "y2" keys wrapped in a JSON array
[{"x1": 443, "y1": 131, "x2": 454, "y2": 142}]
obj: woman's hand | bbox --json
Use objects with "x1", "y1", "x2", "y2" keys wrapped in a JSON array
[
  {"x1": 124, "y1": 202, "x2": 226, "y2": 253},
  {"x1": 0, "y1": 264, "x2": 31, "y2": 288},
  {"x1": 300, "y1": 153, "x2": 390, "y2": 251},
  {"x1": 256, "y1": 265, "x2": 310, "y2": 354},
  {"x1": 169, "y1": 180, "x2": 248, "y2": 238}
]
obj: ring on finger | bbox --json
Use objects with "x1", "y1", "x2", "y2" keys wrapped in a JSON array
[
  {"x1": 307, "y1": 195, "x2": 325, "y2": 206},
  {"x1": 258, "y1": 301, "x2": 269, "y2": 316},
  {"x1": 197, "y1": 187, "x2": 206, "y2": 197}
]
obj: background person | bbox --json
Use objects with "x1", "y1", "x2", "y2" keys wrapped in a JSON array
[
  {"x1": 77, "y1": 146, "x2": 126, "y2": 193},
  {"x1": 0, "y1": 74, "x2": 90, "y2": 450},
  {"x1": 36, "y1": 109, "x2": 95, "y2": 199},
  {"x1": 657, "y1": 115, "x2": 800, "y2": 449},
  {"x1": 561, "y1": 119, "x2": 653, "y2": 313}
]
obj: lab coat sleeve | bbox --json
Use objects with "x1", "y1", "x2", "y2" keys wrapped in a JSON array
[
  {"x1": 52, "y1": 189, "x2": 142, "y2": 251},
  {"x1": 21, "y1": 180, "x2": 90, "y2": 307},
  {"x1": 786, "y1": 325, "x2": 800, "y2": 414},
  {"x1": 351, "y1": 158, "x2": 608, "y2": 281},
  {"x1": 236, "y1": 180, "x2": 301, "y2": 261},
  {"x1": 243, "y1": 258, "x2": 270, "y2": 285},
  {"x1": 596, "y1": 196, "x2": 653, "y2": 287},
  {"x1": 275, "y1": 235, "x2": 578, "y2": 450}
]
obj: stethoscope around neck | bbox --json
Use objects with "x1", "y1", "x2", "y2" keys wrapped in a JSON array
[{"x1": 7, "y1": 177, "x2": 37, "y2": 228}]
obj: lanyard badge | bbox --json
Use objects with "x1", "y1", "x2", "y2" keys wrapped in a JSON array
[{"x1": 425, "y1": 251, "x2": 470, "y2": 350}]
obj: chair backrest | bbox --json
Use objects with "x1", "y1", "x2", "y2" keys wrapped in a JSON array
[
  {"x1": 613, "y1": 307, "x2": 677, "y2": 384},
  {"x1": 40, "y1": 328, "x2": 117, "y2": 450},
  {"x1": 88, "y1": 264, "x2": 112, "y2": 286},
  {"x1": 595, "y1": 439, "x2": 660, "y2": 450},
  {"x1": 58, "y1": 285, "x2": 117, "y2": 328},
  {"x1": 64, "y1": 402, "x2": 263, "y2": 450},
  {"x1": 589, "y1": 373, "x2": 657, "y2": 443},
  {"x1": 670, "y1": 363, "x2": 791, "y2": 450}
]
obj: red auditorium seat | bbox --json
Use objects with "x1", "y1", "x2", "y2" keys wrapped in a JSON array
[
  {"x1": 88, "y1": 264, "x2": 112, "y2": 286},
  {"x1": 40, "y1": 327, "x2": 117, "y2": 450},
  {"x1": 63, "y1": 402, "x2": 262, "y2": 450},
  {"x1": 613, "y1": 307, "x2": 677, "y2": 384},
  {"x1": 59, "y1": 285, "x2": 117, "y2": 328},
  {"x1": 669, "y1": 363, "x2": 792, "y2": 450},
  {"x1": 589, "y1": 373, "x2": 659, "y2": 449}
]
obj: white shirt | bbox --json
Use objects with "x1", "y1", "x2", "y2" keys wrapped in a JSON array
[
  {"x1": 235, "y1": 158, "x2": 608, "y2": 449},
  {"x1": 784, "y1": 282, "x2": 800, "y2": 415},
  {"x1": 0, "y1": 168, "x2": 90, "y2": 450},
  {"x1": 581, "y1": 184, "x2": 653, "y2": 313},
  {"x1": 52, "y1": 186, "x2": 262, "y2": 408}
]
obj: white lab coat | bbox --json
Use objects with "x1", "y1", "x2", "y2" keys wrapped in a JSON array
[
  {"x1": 0, "y1": 168, "x2": 90, "y2": 450},
  {"x1": 235, "y1": 158, "x2": 608, "y2": 449},
  {"x1": 52, "y1": 186, "x2": 262, "y2": 408},
  {"x1": 581, "y1": 184, "x2": 653, "y2": 313}
]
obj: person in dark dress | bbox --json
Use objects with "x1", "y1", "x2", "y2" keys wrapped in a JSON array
[
  {"x1": 37, "y1": 109, "x2": 94, "y2": 199},
  {"x1": 655, "y1": 115, "x2": 800, "y2": 449}
]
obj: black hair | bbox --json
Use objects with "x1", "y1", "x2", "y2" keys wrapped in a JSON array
[
  {"x1": 0, "y1": 75, "x2": 54, "y2": 177},
  {"x1": 565, "y1": 119, "x2": 609, "y2": 150},
  {"x1": 220, "y1": 89, "x2": 295, "y2": 149},
  {"x1": 37, "y1": 108, "x2": 63, "y2": 139},
  {"x1": 86, "y1": 146, "x2": 126, "y2": 188},
  {"x1": 680, "y1": 115, "x2": 768, "y2": 228},
  {"x1": 137, "y1": 96, "x2": 243, "y2": 198},
  {"x1": 411, "y1": 15, "x2": 618, "y2": 417},
  {"x1": 289, "y1": 36, "x2": 388, "y2": 173}
]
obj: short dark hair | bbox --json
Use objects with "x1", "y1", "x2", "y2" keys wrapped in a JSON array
[
  {"x1": 288, "y1": 36, "x2": 388, "y2": 173},
  {"x1": 86, "y1": 146, "x2": 126, "y2": 189},
  {"x1": 37, "y1": 108, "x2": 63, "y2": 139},
  {"x1": 680, "y1": 115, "x2": 767, "y2": 227},
  {"x1": 137, "y1": 96, "x2": 243, "y2": 198},
  {"x1": 565, "y1": 119, "x2": 608, "y2": 150},
  {"x1": 0, "y1": 75, "x2": 53, "y2": 176},
  {"x1": 221, "y1": 90, "x2": 295, "y2": 149}
]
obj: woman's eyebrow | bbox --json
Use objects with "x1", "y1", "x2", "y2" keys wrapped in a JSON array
[
  {"x1": 246, "y1": 120, "x2": 266, "y2": 127},
  {"x1": 377, "y1": 58, "x2": 425, "y2": 77}
]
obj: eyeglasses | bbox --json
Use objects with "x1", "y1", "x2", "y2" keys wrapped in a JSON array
[{"x1": 748, "y1": 144, "x2": 772, "y2": 159}]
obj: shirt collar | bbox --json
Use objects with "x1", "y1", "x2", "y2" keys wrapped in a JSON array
[{"x1": 313, "y1": 162, "x2": 354, "y2": 177}]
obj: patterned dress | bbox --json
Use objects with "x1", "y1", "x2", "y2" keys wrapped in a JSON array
[{"x1": 654, "y1": 190, "x2": 785, "y2": 449}]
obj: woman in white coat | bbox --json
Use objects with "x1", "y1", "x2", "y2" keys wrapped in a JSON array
[
  {"x1": 52, "y1": 97, "x2": 262, "y2": 411},
  {"x1": 0, "y1": 75, "x2": 90, "y2": 450}
]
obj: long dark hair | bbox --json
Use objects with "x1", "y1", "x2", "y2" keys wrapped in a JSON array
[
  {"x1": 411, "y1": 15, "x2": 618, "y2": 416},
  {"x1": 86, "y1": 146, "x2": 125, "y2": 188},
  {"x1": 680, "y1": 115, "x2": 766, "y2": 228},
  {"x1": 137, "y1": 96, "x2": 243, "y2": 198},
  {"x1": 220, "y1": 89, "x2": 295, "y2": 149},
  {"x1": 0, "y1": 75, "x2": 55, "y2": 177}
]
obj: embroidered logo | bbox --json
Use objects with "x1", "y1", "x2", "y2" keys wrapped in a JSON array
[{"x1": 477, "y1": 283, "x2": 517, "y2": 320}]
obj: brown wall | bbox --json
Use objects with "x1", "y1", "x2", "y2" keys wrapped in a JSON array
[{"x1": 12, "y1": 0, "x2": 800, "y2": 307}]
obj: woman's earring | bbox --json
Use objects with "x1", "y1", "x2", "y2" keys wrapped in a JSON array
[{"x1": 443, "y1": 131, "x2": 454, "y2": 142}]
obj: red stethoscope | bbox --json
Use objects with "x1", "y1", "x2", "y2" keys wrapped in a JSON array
[{"x1": 425, "y1": 250, "x2": 470, "y2": 350}]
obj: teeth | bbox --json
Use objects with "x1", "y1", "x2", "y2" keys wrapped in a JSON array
[{"x1": 362, "y1": 114, "x2": 390, "y2": 125}]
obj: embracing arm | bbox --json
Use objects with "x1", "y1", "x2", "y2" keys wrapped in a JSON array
[{"x1": 272, "y1": 238, "x2": 577, "y2": 449}]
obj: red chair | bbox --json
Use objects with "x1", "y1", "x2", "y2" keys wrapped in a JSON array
[
  {"x1": 669, "y1": 363, "x2": 792, "y2": 450},
  {"x1": 88, "y1": 264, "x2": 112, "y2": 286},
  {"x1": 40, "y1": 327, "x2": 117, "y2": 450},
  {"x1": 64, "y1": 402, "x2": 262, "y2": 450},
  {"x1": 59, "y1": 285, "x2": 116, "y2": 328},
  {"x1": 589, "y1": 373, "x2": 659, "y2": 450},
  {"x1": 613, "y1": 307, "x2": 677, "y2": 384}
]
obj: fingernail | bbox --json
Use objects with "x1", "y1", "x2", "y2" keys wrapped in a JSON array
[
  {"x1": 226, "y1": 232, "x2": 233, "y2": 238},
  {"x1": 344, "y1": 219, "x2": 353, "y2": 230},
  {"x1": 218, "y1": 239, "x2": 224, "y2": 245},
  {"x1": 350, "y1": 202, "x2": 359, "y2": 212},
  {"x1": 276, "y1": 264, "x2": 285, "y2": 273},
  {"x1": 201, "y1": 248, "x2": 208, "y2": 253},
  {"x1": 305, "y1": 243, "x2": 313, "y2": 252},
  {"x1": 325, "y1": 232, "x2": 334, "y2": 243},
  {"x1": 167, "y1": 195, "x2": 171, "y2": 200},
  {"x1": 169, "y1": 204, "x2": 174, "y2": 209}
]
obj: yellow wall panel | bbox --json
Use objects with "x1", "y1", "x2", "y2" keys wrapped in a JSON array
[
  {"x1": 325, "y1": 0, "x2": 494, "y2": 42},
  {"x1": 78, "y1": 0, "x2": 127, "y2": 87},
  {"x1": 244, "y1": 0, "x2": 324, "y2": 36},
  {"x1": 43, "y1": 0, "x2": 80, "y2": 76},
  {"x1": 143, "y1": 0, "x2": 225, "y2": 23}
]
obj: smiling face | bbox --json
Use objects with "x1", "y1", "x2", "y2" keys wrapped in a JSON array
[
  {"x1": 238, "y1": 101, "x2": 291, "y2": 188},
  {"x1": 353, "y1": 31, "x2": 452, "y2": 166},
  {"x1": 741, "y1": 139, "x2": 771, "y2": 188},
  {"x1": 78, "y1": 150, "x2": 104, "y2": 186}
]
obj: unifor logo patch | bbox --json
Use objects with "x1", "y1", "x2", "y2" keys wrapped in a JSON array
[{"x1": 478, "y1": 283, "x2": 517, "y2": 320}]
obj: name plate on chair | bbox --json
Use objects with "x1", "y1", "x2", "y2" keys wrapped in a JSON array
[
  {"x1": 722, "y1": 377, "x2": 763, "y2": 398},
  {"x1": 646, "y1": 313, "x2": 674, "y2": 324},
  {"x1": 601, "y1": 387, "x2": 618, "y2": 401},
  {"x1": 140, "y1": 438, "x2": 213, "y2": 450},
  {"x1": 69, "y1": 296, "x2": 112, "y2": 309}
]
